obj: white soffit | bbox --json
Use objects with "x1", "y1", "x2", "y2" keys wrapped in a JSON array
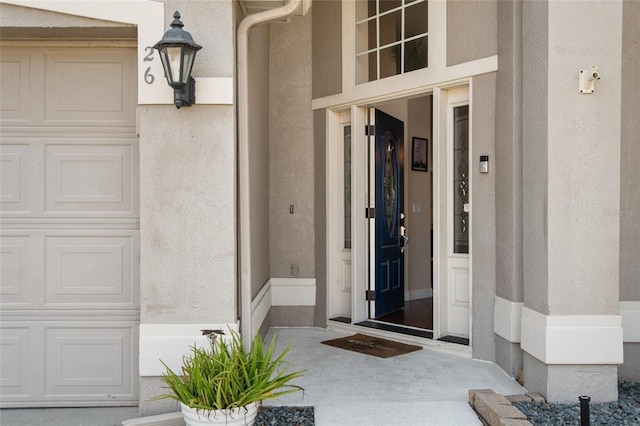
[{"x1": 238, "y1": 0, "x2": 311, "y2": 17}]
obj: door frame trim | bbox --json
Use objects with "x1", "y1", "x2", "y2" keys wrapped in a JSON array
[
  {"x1": 326, "y1": 80, "x2": 473, "y2": 345},
  {"x1": 435, "y1": 84, "x2": 473, "y2": 340}
]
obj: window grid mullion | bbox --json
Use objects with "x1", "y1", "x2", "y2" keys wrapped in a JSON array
[
  {"x1": 401, "y1": 3, "x2": 405, "y2": 74},
  {"x1": 376, "y1": 0, "x2": 380, "y2": 80},
  {"x1": 356, "y1": 0, "x2": 428, "y2": 83}
]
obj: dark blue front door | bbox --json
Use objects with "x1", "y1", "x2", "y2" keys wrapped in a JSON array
[{"x1": 373, "y1": 109, "x2": 405, "y2": 318}]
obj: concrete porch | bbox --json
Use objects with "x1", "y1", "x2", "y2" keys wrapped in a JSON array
[{"x1": 0, "y1": 327, "x2": 526, "y2": 425}]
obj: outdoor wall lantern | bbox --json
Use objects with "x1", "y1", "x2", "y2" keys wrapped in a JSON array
[{"x1": 154, "y1": 11, "x2": 202, "y2": 109}]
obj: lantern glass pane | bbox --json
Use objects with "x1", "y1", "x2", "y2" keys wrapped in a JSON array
[
  {"x1": 158, "y1": 47, "x2": 173, "y2": 84},
  {"x1": 166, "y1": 46, "x2": 183, "y2": 84},
  {"x1": 182, "y1": 49, "x2": 196, "y2": 84}
]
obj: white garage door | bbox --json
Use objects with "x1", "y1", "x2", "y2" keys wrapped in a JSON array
[{"x1": 0, "y1": 45, "x2": 139, "y2": 407}]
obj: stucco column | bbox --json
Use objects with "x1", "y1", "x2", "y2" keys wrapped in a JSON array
[
  {"x1": 138, "y1": 0, "x2": 237, "y2": 415},
  {"x1": 521, "y1": 0, "x2": 623, "y2": 403},
  {"x1": 494, "y1": 0, "x2": 524, "y2": 379}
]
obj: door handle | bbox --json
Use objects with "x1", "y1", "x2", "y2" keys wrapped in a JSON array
[{"x1": 400, "y1": 225, "x2": 409, "y2": 253}]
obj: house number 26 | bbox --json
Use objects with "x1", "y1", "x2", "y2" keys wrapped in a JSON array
[{"x1": 143, "y1": 46, "x2": 155, "y2": 84}]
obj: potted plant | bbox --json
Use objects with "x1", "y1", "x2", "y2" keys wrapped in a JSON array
[{"x1": 154, "y1": 330, "x2": 304, "y2": 426}]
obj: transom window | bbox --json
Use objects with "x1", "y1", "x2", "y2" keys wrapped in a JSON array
[{"x1": 356, "y1": 0, "x2": 428, "y2": 84}]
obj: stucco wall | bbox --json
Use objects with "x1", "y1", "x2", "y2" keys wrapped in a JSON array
[
  {"x1": 494, "y1": 0, "x2": 524, "y2": 378},
  {"x1": 446, "y1": 0, "x2": 497, "y2": 67},
  {"x1": 138, "y1": 107, "x2": 235, "y2": 416},
  {"x1": 138, "y1": 1, "x2": 236, "y2": 413},
  {"x1": 139, "y1": 0, "x2": 236, "y2": 324},
  {"x1": 521, "y1": 0, "x2": 549, "y2": 315},
  {"x1": 620, "y1": 0, "x2": 640, "y2": 302},
  {"x1": 311, "y1": 0, "x2": 342, "y2": 98},
  {"x1": 619, "y1": 0, "x2": 640, "y2": 384},
  {"x1": 163, "y1": 1, "x2": 234, "y2": 79},
  {"x1": 139, "y1": 104, "x2": 236, "y2": 324},
  {"x1": 471, "y1": 72, "x2": 497, "y2": 362},
  {"x1": 269, "y1": 12, "x2": 314, "y2": 281},
  {"x1": 545, "y1": 0, "x2": 621, "y2": 316},
  {"x1": 248, "y1": 24, "x2": 272, "y2": 300},
  {"x1": 521, "y1": 0, "x2": 624, "y2": 402},
  {"x1": 313, "y1": 109, "x2": 328, "y2": 327},
  {"x1": 620, "y1": 343, "x2": 640, "y2": 382},
  {"x1": 495, "y1": 0, "x2": 523, "y2": 303}
]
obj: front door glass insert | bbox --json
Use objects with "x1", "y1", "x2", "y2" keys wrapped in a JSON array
[
  {"x1": 383, "y1": 132, "x2": 397, "y2": 235},
  {"x1": 452, "y1": 105, "x2": 469, "y2": 254},
  {"x1": 344, "y1": 125, "x2": 352, "y2": 249}
]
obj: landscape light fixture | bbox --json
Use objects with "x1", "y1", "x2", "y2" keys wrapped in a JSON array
[{"x1": 154, "y1": 11, "x2": 202, "y2": 108}]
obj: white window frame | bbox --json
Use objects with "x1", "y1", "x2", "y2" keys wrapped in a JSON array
[
  {"x1": 315, "y1": 1, "x2": 495, "y2": 111},
  {"x1": 355, "y1": 0, "x2": 429, "y2": 83}
]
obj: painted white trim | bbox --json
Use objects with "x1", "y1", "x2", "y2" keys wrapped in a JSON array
[
  {"x1": 405, "y1": 288, "x2": 433, "y2": 301},
  {"x1": 312, "y1": 56, "x2": 497, "y2": 111},
  {"x1": 270, "y1": 278, "x2": 316, "y2": 306},
  {"x1": 139, "y1": 323, "x2": 239, "y2": 376},
  {"x1": 520, "y1": 307, "x2": 623, "y2": 364},
  {"x1": 338, "y1": 0, "x2": 450, "y2": 108},
  {"x1": 250, "y1": 282, "x2": 272, "y2": 334},
  {"x1": 193, "y1": 77, "x2": 234, "y2": 105},
  {"x1": 493, "y1": 296, "x2": 523, "y2": 343},
  {"x1": 350, "y1": 105, "x2": 369, "y2": 324},
  {"x1": 621, "y1": 301, "x2": 640, "y2": 343}
]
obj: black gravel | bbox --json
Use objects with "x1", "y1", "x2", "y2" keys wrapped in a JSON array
[
  {"x1": 513, "y1": 381, "x2": 640, "y2": 425},
  {"x1": 255, "y1": 406, "x2": 314, "y2": 426}
]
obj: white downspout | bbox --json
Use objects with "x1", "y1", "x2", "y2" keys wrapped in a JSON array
[{"x1": 237, "y1": 0, "x2": 302, "y2": 346}]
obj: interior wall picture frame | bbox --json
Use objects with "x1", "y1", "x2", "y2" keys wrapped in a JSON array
[{"x1": 411, "y1": 137, "x2": 428, "y2": 172}]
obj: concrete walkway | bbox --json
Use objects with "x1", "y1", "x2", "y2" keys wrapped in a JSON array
[
  {"x1": 262, "y1": 327, "x2": 525, "y2": 425},
  {"x1": 0, "y1": 327, "x2": 526, "y2": 426}
]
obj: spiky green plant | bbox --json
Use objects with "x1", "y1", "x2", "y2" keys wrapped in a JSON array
[{"x1": 154, "y1": 331, "x2": 304, "y2": 411}]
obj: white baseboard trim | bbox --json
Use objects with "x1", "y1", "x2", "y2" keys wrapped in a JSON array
[
  {"x1": 493, "y1": 296, "x2": 523, "y2": 343},
  {"x1": 251, "y1": 282, "x2": 272, "y2": 336},
  {"x1": 139, "y1": 322, "x2": 239, "y2": 376},
  {"x1": 270, "y1": 278, "x2": 316, "y2": 306},
  {"x1": 621, "y1": 301, "x2": 640, "y2": 343},
  {"x1": 520, "y1": 307, "x2": 623, "y2": 364},
  {"x1": 249, "y1": 278, "x2": 317, "y2": 334},
  {"x1": 404, "y1": 288, "x2": 433, "y2": 301}
]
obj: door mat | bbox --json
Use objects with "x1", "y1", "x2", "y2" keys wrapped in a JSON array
[{"x1": 321, "y1": 333, "x2": 422, "y2": 358}]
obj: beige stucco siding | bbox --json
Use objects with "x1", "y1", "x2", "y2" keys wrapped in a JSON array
[
  {"x1": 248, "y1": 24, "x2": 272, "y2": 301},
  {"x1": 269, "y1": 12, "x2": 315, "y2": 280},
  {"x1": 447, "y1": 0, "x2": 498, "y2": 66},
  {"x1": 312, "y1": 0, "x2": 342, "y2": 98}
]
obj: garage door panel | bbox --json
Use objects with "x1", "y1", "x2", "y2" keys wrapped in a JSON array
[
  {"x1": 45, "y1": 234, "x2": 137, "y2": 307},
  {"x1": 0, "y1": 235, "x2": 33, "y2": 305},
  {"x1": 0, "y1": 144, "x2": 31, "y2": 212},
  {"x1": 45, "y1": 52, "x2": 135, "y2": 126},
  {"x1": 1, "y1": 44, "x2": 138, "y2": 407},
  {"x1": 0, "y1": 327, "x2": 33, "y2": 397},
  {"x1": 0, "y1": 51, "x2": 32, "y2": 121},
  {"x1": 45, "y1": 144, "x2": 135, "y2": 214},
  {"x1": 45, "y1": 326, "x2": 136, "y2": 400}
]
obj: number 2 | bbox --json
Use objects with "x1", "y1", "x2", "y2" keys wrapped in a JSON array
[{"x1": 144, "y1": 46, "x2": 154, "y2": 62}]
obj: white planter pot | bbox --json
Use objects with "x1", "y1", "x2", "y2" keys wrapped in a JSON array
[{"x1": 179, "y1": 402, "x2": 259, "y2": 426}]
